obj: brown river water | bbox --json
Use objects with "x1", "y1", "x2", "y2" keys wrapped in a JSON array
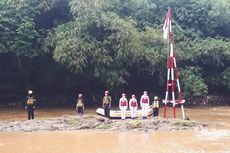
[{"x1": 0, "y1": 106, "x2": 230, "y2": 153}]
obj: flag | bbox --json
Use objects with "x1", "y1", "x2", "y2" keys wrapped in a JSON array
[{"x1": 163, "y1": 9, "x2": 172, "y2": 39}]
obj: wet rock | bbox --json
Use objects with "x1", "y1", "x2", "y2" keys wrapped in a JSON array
[
  {"x1": 79, "y1": 123, "x2": 90, "y2": 129},
  {"x1": 0, "y1": 115, "x2": 209, "y2": 132},
  {"x1": 96, "y1": 116, "x2": 106, "y2": 122}
]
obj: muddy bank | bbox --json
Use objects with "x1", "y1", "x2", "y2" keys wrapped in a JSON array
[{"x1": 0, "y1": 115, "x2": 208, "y2": 132}]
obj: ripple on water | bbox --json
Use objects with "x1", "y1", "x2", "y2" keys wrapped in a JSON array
[{"x1": 197, "y1": 129, "x2": 230, "y2": 140}]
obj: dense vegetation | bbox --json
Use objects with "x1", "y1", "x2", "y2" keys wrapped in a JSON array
[{"x1": 0, "y1": 0, "x2": 229, "y2": 105}]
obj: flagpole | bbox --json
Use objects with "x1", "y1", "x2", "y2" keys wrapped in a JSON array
[
  {"x1": 162, "y1": 7, "x2": 186, "y2": 119},
  {"x1": 163, "y1": 8, "x2": 171, "y2": 118}
]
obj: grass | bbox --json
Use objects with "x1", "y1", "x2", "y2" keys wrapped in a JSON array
[
  {"x1": 97, "y1": 123, "x2": 113, "y2": 129},
  {"x1": 39, "y1": 117, "x2": 49, "y2": 122},
  {"x1": 86, "y1": 114, "x2": 95, "y2": 119},
  {"x1": 133, "y1": 120, "x2": 142, "y2": 128},
  {"x1": 66, "y1": 119, "x2": 79, "y2": 126},
  {"x1": 173, "y1": 120, "x2": 192, "y2": 127}
]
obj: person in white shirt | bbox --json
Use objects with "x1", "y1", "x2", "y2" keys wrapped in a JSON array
[
  {"x1": 129, "y1": 94, "x2": 138, "y2": 119},
  {"x1": 119, "y1": 93, "x2": 128, "y2": 120},
  {"x1": 140, "y1": 91, "x2": 149, "y2": 119}
]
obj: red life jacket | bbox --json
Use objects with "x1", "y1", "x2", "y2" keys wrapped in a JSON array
[
  {"x1": 131, "y1": 100, "x2": 137, "y2": 107},
  {"x1": 121, "y1": 100, "x2": 127, "y2": 106},
  {"x1": 142, "y1": 97, "x2": 148, "y2": 103}
]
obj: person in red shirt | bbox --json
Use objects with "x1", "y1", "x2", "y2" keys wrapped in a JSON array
[
  {"x1": 129, "y1": 94, "x2": 138, "y2": 119},
  {"x1": 140, "y1": 91, "x2": 149, "y2": 119},
  {"x1": 119, "y1": 93, "x2": 128, "y2": 120}
]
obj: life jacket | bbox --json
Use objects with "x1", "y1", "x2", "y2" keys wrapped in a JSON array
[
  {"x1": 121, "y1": 99, "x2": 127, "y2": 106},
  {"x1": 142, "y1": 96, "x2": 149, "y2": 103},
  {"x1": 153, "y1": 101, "x2": 159, "y2": 108},
  {"x1": 77, "y1": 99, "x2": 84, "y2": 107},
  {"x1": 27, "y1": 98, "x2": 34, "y2": 105},
  {"x1": 103, "y1": 96, "x2": 110, "y2": 105},
  {"x1": 131, "y1": 100, "x2": 137, "y2": 107}
]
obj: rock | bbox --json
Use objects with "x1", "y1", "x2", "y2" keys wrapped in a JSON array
[
  {"x1": 79, "y1": 123, "x2": 90, "y2": 129},
  {"x1": 96, "y1": 116, "x2": 106, "y2": 122},
  {"x1": 92, "y1": 122, "x2": 101, "y2": 128},
  {"x1": 23, "y1": 129, "x2": 32, "y2": 132},
  {"x1": 0, "y1": 114, "x2": 209, "y2": 132},
  {"x1": 50, "y1": 125, "x2": 60, "y2": 131}
]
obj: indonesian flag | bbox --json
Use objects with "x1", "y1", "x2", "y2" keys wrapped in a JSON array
[{"x1": 163, "y1": 9, "x2": 172, "y2": 39}]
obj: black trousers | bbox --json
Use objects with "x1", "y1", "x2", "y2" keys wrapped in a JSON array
[
  {"x1": 153, "y1": 108, "x2": 159, "y2": 117},
  {"x1": 104, "y1": 105, "x2": 110, "y2": 118},
  {"x1": 77, "y1": 107, "x2": 83, "y2": 115},
  {"x1": 27, "y1": 107, "x2": 34, "y2": 120}
]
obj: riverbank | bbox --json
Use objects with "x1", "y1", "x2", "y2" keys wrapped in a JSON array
[{"x1": 0, "y1": 115, "x2": 209, "y2": 132}]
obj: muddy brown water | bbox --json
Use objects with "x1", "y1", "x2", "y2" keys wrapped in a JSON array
[{"x1": 0, "y1": 107, "x2": 230, "y2": 153}]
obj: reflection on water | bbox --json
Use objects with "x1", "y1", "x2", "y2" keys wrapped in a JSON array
[{"x1": 0, "y1": 106, "x2": 230, "y2": 153}]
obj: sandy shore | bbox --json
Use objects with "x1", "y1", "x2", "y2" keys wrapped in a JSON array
[{"x1": 0, "y1": 115, "x2": 209, "y2": 132}]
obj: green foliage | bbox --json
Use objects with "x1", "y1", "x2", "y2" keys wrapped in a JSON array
[
  {"x1": 181, "y1": 67, "x2": 208, "y2": 97},
  {"x1": 44, "y1": 2, "x2": 165, "y2": 89},
  {"x1": 0, "y1": 0, "x2": 39, "y2": 56},
  {"x1": 188, "y1": 38, "x2": 230, "y2": 68},
  {"x1": 0, "y1": 0, "x2": 230, "y2": 102},
  {"x1": 221, "y1": 67, "x2": 230, "y2": 90}
]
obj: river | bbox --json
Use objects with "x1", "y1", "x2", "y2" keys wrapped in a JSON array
[{"x1": 0, "y1": 106, "x2": 230, "y2": 153}]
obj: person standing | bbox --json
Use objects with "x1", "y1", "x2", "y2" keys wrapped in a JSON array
[
  {"x1": 76, "y1": 93, "x2": 85, "y2": 116},
  {"x1": 129, "y1": 94, "x2": 138, "y2": 119},
  {"x1": 102, "y1": 91, "x2": 112, "y2": 118},
  {"x1": 119, "y1": 93, "x2": 128, "y2": 120},
  {"x1": 140, "y1": 91, "x2": 149, "y2": 119},
  {"x1": 25, "y1": 90, "x2": 36, "y2": 120},
  {"x1": 152, "y1": 96, "x2": 160, "y2": 117}
]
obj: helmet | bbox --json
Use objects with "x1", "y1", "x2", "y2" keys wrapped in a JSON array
[
  {"x1": 122, "y1": 93, "x2": 126, "y2": 97},
  {"x1": 144, "y1": 91, "x2": 147, "y2": 94},
  {"x1": 28, "y1": 90, "x2": 33, "y2": 95},
  {"x1": 105, "y1": 91, "x2": 109, "y2": 94},
  {"x1": 154, "y1": 96, "x2": 158, "y2": 100},
  {"x1": 78, "y1": 94, "x2": 83, "y2": 98},
  {"x1": 132, "y1": 94, "x2": 135, "y2": 98}
]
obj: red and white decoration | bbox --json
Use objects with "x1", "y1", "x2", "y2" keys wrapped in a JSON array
[{"x1": 162, "y1": 8, "x2": 185, "y2": 119}]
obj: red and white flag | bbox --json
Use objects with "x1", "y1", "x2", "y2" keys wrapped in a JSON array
[{"x1": 163, "y1": 9, "x2": 172, "y2": 39}]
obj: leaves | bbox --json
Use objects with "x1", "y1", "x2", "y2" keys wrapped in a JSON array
[{"x1": 0, "y1": 0, "x2": 230, "y2": 98}]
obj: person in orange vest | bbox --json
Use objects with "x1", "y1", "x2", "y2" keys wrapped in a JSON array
[
  {"x1": 152, "y1": 96, "x2": 160, "y2": 117},
  {"x1": 129, "y1": 94, "x2": 138, "y2": 119},
  {"x1": 25, "y1": 90, "x2": 36, "y2": 120},
  {"x1": 76, "y1": 93, "x2": 85, "y2": 116},
  {"x1": 102, "y1": 91, "x2": 112, "y2": 118},
  {"x1": 140, "y1": 91, "x2": 149, "y2": 119},
  {"x1": 119, "y1": 93, "x2": 128, "y2": 120}
]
